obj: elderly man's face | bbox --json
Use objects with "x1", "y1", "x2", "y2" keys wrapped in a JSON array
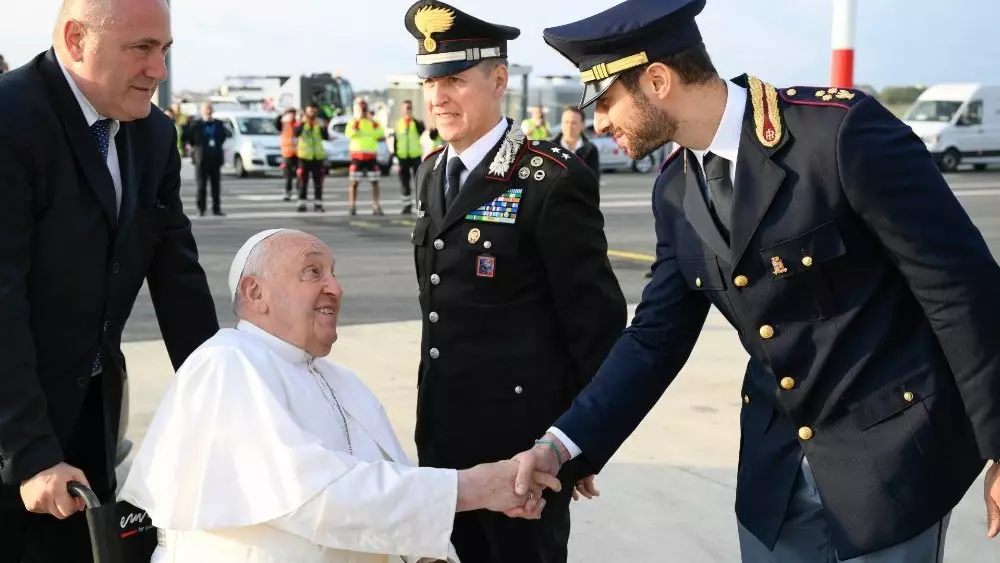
[
  {"x1": 66, "y1": 0, "x2": 171, "y2": 121},
  {"x1": 258, "y1": 234, "x2": 343, "y2": 357}
]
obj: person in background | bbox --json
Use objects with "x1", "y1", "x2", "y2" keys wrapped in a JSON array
[
  {"x1": 182, "y1": 101, "x2": 227, "y2": 216},
  {"x1": 346, "y1": 99, "x2": 385, "y2": 216},
  {"x1": 294, "y1": 103, "x2": 329, "y2": 213},
  {"x1": 421, "y1": 122, "x2": 445, "y2": 158},
  {"x1": 552, "y1": 105, "x2": 600, "y2": 180},
  {"x1": 0, "y1": 0, "x2": 219, "y2": 560},
  {"x1": 0, "y1": 53, "x2": 9, "y2": 74},
  {"x1": 394, "y1": 99, "x2": 425, "y2": 215},
  {"x1": 276, "y1": 107, "x2": 300, "y2": 202},
  {"x1": 520, "y1": 105, "x2": 550, "y2": 141}
]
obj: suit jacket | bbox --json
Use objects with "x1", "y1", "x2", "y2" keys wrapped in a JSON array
[
  {"x1": 552, "y1": 133, "x2": 600, "y2": 180},
  {"x1": 0, "y1": 50, "x2": 219, "y2": 499},
  {"x1": 411, "y1": 120, "x2": 626, "y2": 479},
  {"x1": 182, "y1": 117, "x2": 229, "y2": 166},
  {"x1": 553, "y1": 75, "x2": 1000, "y2": 558}
]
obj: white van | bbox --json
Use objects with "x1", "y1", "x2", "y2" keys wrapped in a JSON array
[
  {"x1": 903, "y1": 84, "x2": 1000, "y2": 172},
  {"x1": 213, "y1": 110, "x2": 284, "y2": 177}
]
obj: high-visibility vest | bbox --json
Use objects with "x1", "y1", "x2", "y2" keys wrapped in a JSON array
[
  {"x1": 522, "y1": 118, "x2": 550, "y2": 140},
  {"x1": 394, "y1": 117, "x2": 422, "y2": 159},
  {"x1": 346, "y1": 118, "x2": 381, "y2": 160},
  {"x1": 296, "y1": 122, "x2": 326, "y2": 160},
  {"x1": 280, "y1": 121, "x2": 298, "y2": 158}
]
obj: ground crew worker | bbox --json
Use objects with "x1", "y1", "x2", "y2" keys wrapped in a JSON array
[
  {"x1": 163, "y1": 107, "x2": 183, "y2": 157},
  {"x1": 294, "y1": 103, "x2": 329, "y2": 212},
  {"x1": 394, "y1": 99, "x2": 425, "y2": 214},
  {"x1": 345, "y1": 99, "x2": 385, "y2": 216},
  {"x1": 276, "y1": 107, "x2": 299, "y2": 201},
  {"x1": 171, "y1": 102, "x2": 189, "y2": 156},
  {"x1": 421, "y1": 125, "x2": 444, "y2": 157},
  {"x1": 521, "y1": 105, "x2": 550, "y2": 140}
]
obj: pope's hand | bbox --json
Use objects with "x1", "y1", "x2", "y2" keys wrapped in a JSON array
[
  {"x1": 986, "y1": 461, "x2": 1000, "y2": 538},
  {"x1": 20, "y1": 462, "x2": 89, "y2": 519},
  {"x1": 457, "y1": 460, "x2": 560, "y2": 518}
]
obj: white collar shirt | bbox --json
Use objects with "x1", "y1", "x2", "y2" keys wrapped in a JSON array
[
  {"x1": 55, "y1": 52, "x2": 122, "y2": 215},
  {"x1": 688, "y1": 81, "x2": 746, "y2": 186},
  {"x1": 444, "y1": 115, "x2": 508, "y2": 188}
]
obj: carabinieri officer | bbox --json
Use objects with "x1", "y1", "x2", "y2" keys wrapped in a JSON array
[
  {"x1": 404, "y1": 1, "x2": 628, "y2": 561},
  {"x1": 509, "y1": 0, "x2": 1000, "y2": 562}
]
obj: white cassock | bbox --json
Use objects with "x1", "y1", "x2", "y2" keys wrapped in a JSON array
[{"x1": 119, "y1": 320, "x2": 460, "y2": 563}]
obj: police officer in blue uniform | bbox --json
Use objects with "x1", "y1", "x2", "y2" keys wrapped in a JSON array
[
  {"x1": 508, "y1": 0, "x2": 1000, "y2": 561},
  {"x1": 403, "y1": 1, "x2": 627, "y2": 562}
]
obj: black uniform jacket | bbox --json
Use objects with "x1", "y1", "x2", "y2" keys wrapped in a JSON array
[
  {"x1": 553, "y1": 75, "x2": 1000, "y2": 558},
  {"x1": 0, "y1": 50, "x2": 219, "y2": 497},
  {"x1": 411, "y1": 119, "x2": 626, "y2": 474}
]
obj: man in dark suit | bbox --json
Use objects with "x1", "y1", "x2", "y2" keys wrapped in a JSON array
[
  {"x1": 403, "y1": 2, "x2": 627, "y2": 562},
  {"x1": 552, "y1": 105, "x2": 600, "y2": 180},
  {"x1": 0, "y1": 0, "x2": 219, "y2": 560},
  {"x1": 182, "y1": 101, "x2": 228, "y2": 216},
  {"x1": 510, "y1": 0, "x2": 1000, "y2": 561}
]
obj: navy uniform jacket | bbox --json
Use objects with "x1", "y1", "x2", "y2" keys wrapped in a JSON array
[
  {"x1": 411, "y1": 119, "x2": 626, "y2": 474},
  {"x1": 553, "y1": 74, "x2": 1000, "y2": 558}
]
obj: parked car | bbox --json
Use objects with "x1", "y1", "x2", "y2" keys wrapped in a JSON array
[
  {"x1": 326, "y1": 116, "x2": 393, "y2": 175},
  {"x1": 215, "y1": 110, "x2": 284, "y2": 177},
  {"x1": 584, "y1": 121, "x2": 668, "y2": 174}
]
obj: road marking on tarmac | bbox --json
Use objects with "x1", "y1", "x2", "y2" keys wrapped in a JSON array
[{"x1": 608, "y1": 249, "x2": 655, "y2": 262}]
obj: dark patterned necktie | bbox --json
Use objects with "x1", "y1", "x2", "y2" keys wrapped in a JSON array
[{"x1": 91, "y1": 118, "x2": 112, "y2": 161}]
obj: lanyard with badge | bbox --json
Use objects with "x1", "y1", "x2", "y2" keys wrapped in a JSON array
[{"x1": 205, "y1": 122, "x2": 216, "y2": 148}]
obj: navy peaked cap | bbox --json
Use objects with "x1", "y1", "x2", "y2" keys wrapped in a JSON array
[
  {"x1": 405, "y1": 0, "x2": 520, "y2": 79},
  {"x1": 543, "y1": 0, "x2": 707, "y2": 108}
]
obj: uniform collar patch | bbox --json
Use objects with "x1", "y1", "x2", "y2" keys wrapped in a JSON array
[{"x1": 487, "y1": 125, "x2": 526, "y2": 178}]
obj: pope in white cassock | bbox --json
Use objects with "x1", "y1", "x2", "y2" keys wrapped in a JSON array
[{"x1": 119, "y1": 229, "x2": 559, "y2": 563}]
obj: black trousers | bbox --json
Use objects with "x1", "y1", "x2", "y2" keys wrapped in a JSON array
[
  {"x1": 451, "y1": 478, "x2": 573, "y2": 563},
  {"x1": 195, "y1": 158, "x2": 222, "y2": 212},
  {"x1": 397, "y1": 157, "x2": 421, "y2": 199},
  {"x1": 0, "y1": 375, "x2": 111, "y2": 563},
  {"x1": 283, "y1": 155, "x2": 298, "y2": 195},
  {"x1": 298, "y1": 159, "x2": 325, "y2": 202}
]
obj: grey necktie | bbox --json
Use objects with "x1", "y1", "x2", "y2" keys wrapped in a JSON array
[{"x1": 703, "y1": 152, "x2": 733, "y2": 241}]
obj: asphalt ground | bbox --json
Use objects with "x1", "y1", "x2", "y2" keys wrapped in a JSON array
[{"x1": 121, "y1": 163, "x2": 1000, "y2": 342}]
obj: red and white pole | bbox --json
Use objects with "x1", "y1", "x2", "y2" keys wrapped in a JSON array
[{"x1": 830, "y1": 0, "x2": 856, "y2": 88}]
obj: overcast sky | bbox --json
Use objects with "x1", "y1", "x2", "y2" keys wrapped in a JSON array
[{"x1": 3, "y1": 0, "x2": 998, "y2": 92}]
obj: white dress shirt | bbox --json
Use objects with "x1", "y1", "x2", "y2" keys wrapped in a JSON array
[
  {"x1": 444, "y1": 116, "x2": 509, "y2": 189},
  {"x1": 55, "y1": 53, "x2": 123, "y2": 215},
  {"x1": 548, "y1": 81, "x2": 749, "y2": 461}
]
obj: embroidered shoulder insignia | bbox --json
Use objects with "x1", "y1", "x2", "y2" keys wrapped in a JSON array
[
  {"x1": 747, "y1": 75, "x2": 783, "y2": 148},
  {"x1": 487, "y1": 126, "x2": 526, "y2": 178},
  {"x1": 779, "y1": 85, "x2": 865, "y2": 109}
]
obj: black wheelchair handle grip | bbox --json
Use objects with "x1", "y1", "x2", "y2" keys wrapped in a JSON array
[{"x1": 67, "y1": 480, "x2": 101, "y2": 509}]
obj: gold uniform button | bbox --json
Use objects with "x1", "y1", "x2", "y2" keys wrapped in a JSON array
[
  {"x1": 798, "y1": 426, "x2": 814, "y2": 440},
  {"x1": 759, "y1": 325, "x2": 775, "y2": 339},
  {"x1": 743, "y1": 394, "x2": 750, "y2": 404},
  {"x1": 786, "y1": 88, "x2": 797, "y2": 96},
  {"x1": 802, "y1": 256, "x2": 814, "y2": 267},
  {"x1": 780, "y1": 377, "x2": 795, "y2": 390},
  {"x1": 903, "y1": 391, "x2": 914, "y2": 402},
  {"x1": 695, "y1": 277, "x2": 702, "y2": 287},
  {"x1": 734, "y1": 275, "x2": 749, "y2": 287}
]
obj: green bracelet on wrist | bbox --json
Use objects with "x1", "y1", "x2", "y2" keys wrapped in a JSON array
[{"x1": 534, "y1": 438, "x2": 564, "y2": 465}]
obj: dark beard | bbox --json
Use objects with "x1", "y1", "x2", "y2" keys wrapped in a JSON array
[{"x1": 614, "y1": 92, "x2": 677, "y2": 160}]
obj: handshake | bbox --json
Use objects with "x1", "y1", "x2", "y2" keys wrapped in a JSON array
[{"x1": 454, "y1": 433, "x2": 599, "y2": 519}]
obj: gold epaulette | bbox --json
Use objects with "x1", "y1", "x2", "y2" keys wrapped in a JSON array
[{"x1": 778, "y1": 85, "x2": 865, "y2": 110}]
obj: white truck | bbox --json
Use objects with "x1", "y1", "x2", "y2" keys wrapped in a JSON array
[{"x1": 903, "y1": 83, "x2": 1000, "y2": 172}]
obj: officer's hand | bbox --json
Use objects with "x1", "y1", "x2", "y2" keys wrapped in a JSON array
[
  {"x1": 572, "y1": 475, "x2": 600, "y2": 501},
  {"x1": 986, "y1": 461, "x2": 1000, "y2": 538},
  {"x1": 504, "y1": 433, "x2": 567, "y2": 518},
  {"x1": 20, "y1": 462, "x2": 89, "y2": 519}
]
